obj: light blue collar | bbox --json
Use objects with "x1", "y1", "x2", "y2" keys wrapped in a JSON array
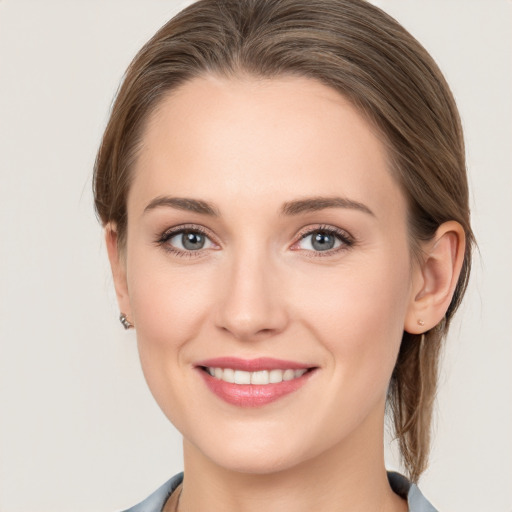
[{"x1": 123, "y1": 471, "x2": 439, "y2": 512}]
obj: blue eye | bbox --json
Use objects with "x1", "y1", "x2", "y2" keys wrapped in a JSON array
[
  {"x1": 158, "y1": 227, "x2": 216, "y2": 255},
  {"x1": 296, "y1": 227, "x2": 353, "y2": 253},
  {"x1": 169, "y1": 230, "x2": 209, "y2": 251},
  {"x1": 157, "y1": 224, "x2": 353, "y2": 258}
]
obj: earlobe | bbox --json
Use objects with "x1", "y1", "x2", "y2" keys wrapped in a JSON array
[
  {"x1": 405, "y1": 221, "x2": 466, "y2": 334},
  {"x1": 105, "y1": 224, "x2": 131, "y2": 318}
]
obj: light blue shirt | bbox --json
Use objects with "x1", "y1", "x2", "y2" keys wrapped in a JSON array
[{"x1": 122, "y1": 471, "x2": 438, "y2": 512}]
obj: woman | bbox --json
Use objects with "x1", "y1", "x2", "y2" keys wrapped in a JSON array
[{"x1": 93, "y1": 0, "x2": 474, "y2": 510}]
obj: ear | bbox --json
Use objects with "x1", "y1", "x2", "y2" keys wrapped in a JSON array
[
  {"x1": 105, "y1": 223, "x2": 132, "y2": 319},
  {"x1": 404, "y1": 221, "x2": 466, "y2": 334}
]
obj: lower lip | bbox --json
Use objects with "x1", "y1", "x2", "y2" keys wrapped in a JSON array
[{"x1": 199, "y1": 369, "x2": 314, "y2": 407}]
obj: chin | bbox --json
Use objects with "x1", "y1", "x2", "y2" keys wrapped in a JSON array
[
  {"x1": 209, "y1": 447, "x2": 302, "y2": 475},
  {"x1": 187, "y1": 427, "x2": 320, "y2": 476}
]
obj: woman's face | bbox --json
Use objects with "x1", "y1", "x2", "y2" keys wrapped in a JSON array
[{"x1": 113, "y1": 75, "x2": 421, "y2": 474}]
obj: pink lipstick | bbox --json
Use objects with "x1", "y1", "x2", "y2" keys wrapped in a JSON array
[{"x1": 195, "y1": 357, "x2": 316, "y2": 407}]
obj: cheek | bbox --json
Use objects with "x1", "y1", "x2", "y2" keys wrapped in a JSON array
[
  {"x1": 125, "y1": 262, "x2": 224, "y2": 439},
  {"x1": 127, "y1": 217, "x2": 218, "y2": 322},
  {"x1": 294, "y1": 252, "x2": 412, "y2": 387},
  {"x1": 131, "y1": 272, "x2": 208, "y2": 342},
  {"x1": 124, "y1": 248, "x2": 217, "y2": 395}
]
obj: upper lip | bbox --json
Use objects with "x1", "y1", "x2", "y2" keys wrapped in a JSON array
[{"x1": 195, "y1": 357, "x2": 314, "y2": 371}]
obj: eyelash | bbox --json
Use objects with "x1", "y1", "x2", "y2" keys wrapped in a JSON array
[
  {"x1": 155, "y1": 223, "x2": 355, "y2": 258},
  {"x1": 294, "y1": 224, "x2": 355, "y2": 257},
  {"x1": 155, "y1": 224, "x2": 215, "y2": 258}
]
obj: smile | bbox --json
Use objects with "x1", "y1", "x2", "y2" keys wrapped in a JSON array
[
  {"x1": 204, "y1": 367, "x2": 308, "y2": 385},
  {"x1": 196, "y1": 358, "x2": 316, "y2": 407}
]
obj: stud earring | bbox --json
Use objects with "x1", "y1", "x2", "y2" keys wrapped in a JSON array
[
  {"x1": 119, "y1": 313, "x2": 134, "y2": 330},
  {"x1": 417, "y1": 319, "x2": 425, "y2": 327}
]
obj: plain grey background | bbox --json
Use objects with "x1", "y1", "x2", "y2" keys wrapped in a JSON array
[{"x1": 0, "y1": 1, "x2": 511, "y2": 511}]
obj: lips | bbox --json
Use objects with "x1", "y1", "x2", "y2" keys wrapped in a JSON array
[{"x1": 195, "y1": 357, "x2": 316, "y2": 407}]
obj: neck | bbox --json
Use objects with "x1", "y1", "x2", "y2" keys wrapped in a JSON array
[{"x1": 177, "y1": 410, "x2": 407, "y2": 512}]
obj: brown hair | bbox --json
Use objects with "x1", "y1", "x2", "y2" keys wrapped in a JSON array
[{"x1": 93, "y1": 0, "x2": 474, "y2": 481}]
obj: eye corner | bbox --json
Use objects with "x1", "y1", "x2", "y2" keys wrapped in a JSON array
[
  {"x1": 154, "y1": 223, "x2": 220, "y2": 258},
  {"x1": 291, "y1": 224, "x2": 355, "y2": 256}
]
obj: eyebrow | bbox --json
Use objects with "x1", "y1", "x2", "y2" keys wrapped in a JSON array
[
  {"x1": 143, "y1": 195, "x2": 374, "y2": 217},
  {"x1": 280, "y1": 196, "x2": 374, "y2": 216},
  {"x1": 144, "y1": 196, "x2": 220, "y2": 216}
]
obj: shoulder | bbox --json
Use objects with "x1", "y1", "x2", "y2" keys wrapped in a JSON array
[
  {"x1": 387, "y1": 471, "x2": 439, "y2": 512},
  {"x1": 120, "y1": 473, "x2": 183, "y2": 512}
]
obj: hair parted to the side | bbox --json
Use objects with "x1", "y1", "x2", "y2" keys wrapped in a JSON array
[{"x1": 93, "y1": 0, "x2": 474, "y2": 482}]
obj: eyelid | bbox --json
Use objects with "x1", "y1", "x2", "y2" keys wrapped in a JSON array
[
  {"x1": 158, "y1": 223, "x2": 216, "y2": 241},
  {"x1": 155, "y1": 223, "x2": 220, "y2": 257},
  {"x1": 155, "y1": 223, "x2": 355, "y2": 258},
  {"x1": 290, "y1": 224, "x2": 355, "y2": 255}
]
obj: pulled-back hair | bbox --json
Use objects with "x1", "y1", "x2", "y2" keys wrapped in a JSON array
[{"x1": 93, "y1": 0, "x2": 474, "y2": 481}]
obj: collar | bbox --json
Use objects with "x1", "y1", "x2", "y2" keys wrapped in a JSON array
[{"x1": 123, "y1": 471, "x2": 439, "y2": 512}]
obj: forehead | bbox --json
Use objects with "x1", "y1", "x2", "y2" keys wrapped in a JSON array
[{"x1": 130, "y1": 75, "x2": 405, "y2": 221}]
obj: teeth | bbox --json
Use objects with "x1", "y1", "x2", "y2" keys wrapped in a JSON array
[
  {"x1": 234, "y1": 370, "x2": 251, "y2": 384},
  {"x1": 269, "y1": 369, "x2": 283, "y2": 383},
  {"x1": 222, "y1": 368, "x2": 235, "y2": 383},
  {"x1": 251, "y1": 370, "x2": 269, "y2": 385},
  {"x1": 283, "y1": 369, "x2": 295, "y2": 381},
  {"x1": 206, "y1": 367, "x2": 307, "y2": 385}
]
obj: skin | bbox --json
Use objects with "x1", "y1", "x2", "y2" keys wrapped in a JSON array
[{"x1": 107, "y1": 75, "x2": 465, "y2": 512}]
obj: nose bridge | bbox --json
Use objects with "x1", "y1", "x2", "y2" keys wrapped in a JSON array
[{"x1": 215, "y1": 240, "x2": 288, "y2": 340}]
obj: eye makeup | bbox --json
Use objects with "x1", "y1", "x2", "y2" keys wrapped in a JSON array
[
  {"x1": 155, "y1": 223, "x2": 218, "y2": 258},
  {"x1": 154, "y1": 222, "x2": 356, "y2": 259},
  {"x1": 291, "y1": 224, "x2": 355, "y2": 258}
]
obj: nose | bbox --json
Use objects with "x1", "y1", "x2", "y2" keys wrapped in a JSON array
[{"x1": 214, "y1": 250, "x2": 289, "y2": 342}]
